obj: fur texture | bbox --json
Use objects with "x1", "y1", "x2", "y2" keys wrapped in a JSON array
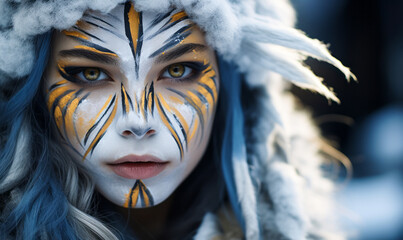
[{"x1": 0, "y1": 0, "x2": 354, "y2": 98}]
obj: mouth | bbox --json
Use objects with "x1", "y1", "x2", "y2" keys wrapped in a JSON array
[{"x1": 107, "y1": 155, "x2": 168, "y2": 179}]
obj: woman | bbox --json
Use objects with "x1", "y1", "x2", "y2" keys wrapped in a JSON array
[{"x1": 0, "y1": 0, "x2": 354, "y2": 239}]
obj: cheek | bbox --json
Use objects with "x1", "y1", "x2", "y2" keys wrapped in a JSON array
[
  {"x1": 46, "y1": 81, "x2": 119, "y2": 158},
  {"x1": 155, "y1": 66, "x2": 219, "y2": 159}
]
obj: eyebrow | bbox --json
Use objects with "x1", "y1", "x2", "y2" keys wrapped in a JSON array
[
  {"x1": 58, "y1": 49, "x2": 118, "y2": 64},
  {"x1": 153, "y1": 43, "x2": 207, "y2": 64}
]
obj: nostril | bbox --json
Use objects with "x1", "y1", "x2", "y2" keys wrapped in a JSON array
[
  {"x1": 122, "y1": 130, "x2": 133, "y2": 136},
  {"x1": 146, "y1": 129, "x2": 156, "y2": 135},
  {"x1": 121, "y1": 127, "x2": 155, "y2": 138}
]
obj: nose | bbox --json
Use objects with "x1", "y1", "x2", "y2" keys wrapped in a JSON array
[{"x1": 121, "y1": 127, "x2": 156, "y2": 138}]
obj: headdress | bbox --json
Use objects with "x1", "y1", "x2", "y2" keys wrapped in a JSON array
[{"x1": 0, "y1": 0, "x2": 353, "y2": 239}]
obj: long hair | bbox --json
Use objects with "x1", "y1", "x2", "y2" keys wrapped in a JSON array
[{"x1": 0, "y1": 30, "x2": 248, "y2": 239}]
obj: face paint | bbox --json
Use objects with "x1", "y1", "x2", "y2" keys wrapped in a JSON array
[{"x1": 44, "y1": 2, "x2": 219, "y2": 208}]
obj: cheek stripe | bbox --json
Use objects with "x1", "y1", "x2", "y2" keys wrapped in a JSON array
[
  {"x1": 88, "y1": 94, "x2": 113, "y2": 128},
  {"x1": 197, "y1": 82, "x2": 216, "y2": 105},
  {"x1": 72, "y1": 92, "x2": 90, "y2": 147},
  {"x1": 172, "y1": 114, "x2": 188, "y2": 150},
  {"x1": 48, "y1": 80, "x2": 68, "y2": 92},
  {"x1": 190, "y1": 90, "x2": 209, "y2": 114},
  {"x1": 83, "y1": 95, "x2": 117, "y2": 160},
  {"x1": 167, "y1": 88, "x2": 205, "y2": 140},
  {"x1": 121, "y1": 84, "x2": 132, "y2": 114},
  {"x1": 84, "y1": 95, "x2": 116, "y2": 145},
  {"x1": 146, "y1": 82, "x2": 155, "y2": 116},
  {"x1": 188, "y1": 117, "x2": 199, "y2": 143},
  {"x1": 139, "y1": 86, "x2": 147, "y2": 119},
  {"x1": 156, "y1": 96, "x2": 184, "y2": 160},
  {"x1": 171, "y1": 106, "x2": 189, "y2": 135}
]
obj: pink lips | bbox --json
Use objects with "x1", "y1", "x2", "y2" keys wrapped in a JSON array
[{"x1": 108, "y1": 155, "x2": 168, "y2": 179}]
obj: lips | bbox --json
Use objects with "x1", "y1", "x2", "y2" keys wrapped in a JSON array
[{"x1": 108, "y1": 155, "x2": 168, "y2": 179}]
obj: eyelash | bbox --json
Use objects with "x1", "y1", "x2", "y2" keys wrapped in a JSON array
[
  {"x1": 59, "y1": 66, "x2": 111, "y2": 84},
  {"x1": 58, "y1": 62, "x2": 207, "y2": 84},
  {"x1": 158, "y1": 62, "x2": 206, "y2": 82}
]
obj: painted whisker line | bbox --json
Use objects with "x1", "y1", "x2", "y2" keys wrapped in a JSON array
[
  {"x1": 156, "y1": 96, "x2": 184, "y2": 160},
  {"x1": 124, "y1": 2, "x2": 143, "y2": 79},
  {"x1": 148, "y1": 24, "x2": 193, "y2": 58},
  {"x1": 84, "y1": 95, "x2": 116, "y2": 145},
  {"x1": 83, "y1": 95, "x2": 118, "y2": 161},
  {"x1": 124, "y1": 180, "x2": 154, "y2": 208},
  {"x1": 72, "y1": 26, "x2": 103, "y2": 42},
  {"x1": 167, "y1": 87, "x2": 205, "y2": 140}
]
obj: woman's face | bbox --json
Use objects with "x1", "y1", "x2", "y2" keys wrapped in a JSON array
[{"x1": 44, "y1": 3, "x2": 219, "y2": 208}]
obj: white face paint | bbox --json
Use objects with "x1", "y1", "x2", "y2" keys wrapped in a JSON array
[{"x1": 44, "y1": 3, "x2": 219, "y2": 208}]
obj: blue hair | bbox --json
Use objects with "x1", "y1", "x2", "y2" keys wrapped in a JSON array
[
  {"x1": 0, "y1": 32, "x2": 79, "y2": 239},
  {"x1": 217, "y1": 57, "x2": 246, "y2": 232}
]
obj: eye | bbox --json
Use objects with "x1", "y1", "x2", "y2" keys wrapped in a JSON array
[
  {"x1": 81, "y1": 68, "x2": 102, "y2": 81},
  {"x1": 159, "y1": 62, "x2": 205, "y2": 82},
  {"x1": 60, "y1": 66, "x2": 111, "y2": 84}
]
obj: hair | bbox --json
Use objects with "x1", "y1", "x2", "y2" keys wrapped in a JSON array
[{"x1": 0, "y1": 29, "x2": 250, "y2": 239}]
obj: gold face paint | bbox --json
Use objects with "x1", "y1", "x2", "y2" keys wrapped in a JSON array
[{"x1": 44, "y1": 3, "x2": 219, "y2": 208}]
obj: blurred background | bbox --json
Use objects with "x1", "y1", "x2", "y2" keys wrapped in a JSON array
[{"x1": 291, "y1": 0, "x2": 403, "y2": 239}]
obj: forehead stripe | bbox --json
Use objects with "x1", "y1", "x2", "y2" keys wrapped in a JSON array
[
  {"x1": 124, "y1": 2, "x2": 143, "y2": 79},
  {"x1": 62, "y1": 30, "x2": 89, "y2": 40},
  {"x1": 74, "y1": 45, "x2": 118, "y2": 57},
  {"x1": 149, "y1": 24, "x2": 193, "y2": 58},
  {"x1": 72, "y1": 26, "x2": 103, "y2": 42},
  {"x1": 147, "y1": 11, "x2": 189, "y2": 40},
  {"x1": 86, "y1": 14, "x2": 116, "y2": 28},
  {"x1": 147, "y1": 9, "x2": 175, "y2": 30},
  {"x1": 84, "y1": 20, "x2": 127, "y2": 41}
]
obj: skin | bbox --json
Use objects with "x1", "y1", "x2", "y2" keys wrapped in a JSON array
[{"x1": 44, "y1": 2, "x2": 219, "y2": 210}]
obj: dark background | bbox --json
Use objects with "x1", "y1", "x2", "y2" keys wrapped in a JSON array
[{"x1": 291, "y1": 0, "x2": 403, "y2": 239}]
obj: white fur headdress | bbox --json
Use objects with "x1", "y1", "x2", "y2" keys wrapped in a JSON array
[{"x1": 0, "y1": 0, "x2": 353, "y2": 239}]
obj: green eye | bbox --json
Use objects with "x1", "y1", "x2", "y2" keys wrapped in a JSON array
[
  {"x1": 83, "y1": 68, "x2": 101, "y2": 81},
  {"x1": 168, "y1": 64, "x2": 185, "y2": 78}
]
